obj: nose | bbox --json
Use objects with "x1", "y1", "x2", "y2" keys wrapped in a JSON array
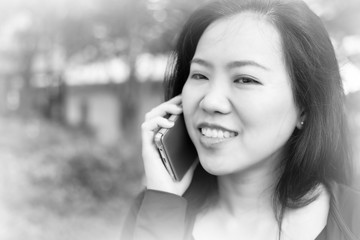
[{"x1": 199, "y1": 83, "x2": 232, "y2": 115}]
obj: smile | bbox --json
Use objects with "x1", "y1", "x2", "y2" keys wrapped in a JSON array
[{"x1": 200, "y1": 127, "x2": 237, "y2": 139}]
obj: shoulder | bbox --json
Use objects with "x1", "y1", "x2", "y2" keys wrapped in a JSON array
[
  {"x1": 328, "y1": 182, "x2": 360, "y2": 238},
  {"x1": 127, "y1": 189, "x2": 188, "y2": 215},
  {"x1": 121, "y1": 189, "x2": 190, "y2": 240}
]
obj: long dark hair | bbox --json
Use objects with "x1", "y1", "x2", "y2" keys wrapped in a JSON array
[{"x1": 164, "y1": 0, "x2": 352, "y2": 221}]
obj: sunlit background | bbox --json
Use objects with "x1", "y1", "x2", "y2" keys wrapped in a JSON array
[{"x1": 0, "y1": 0, "x2": 359, "y2": 239}]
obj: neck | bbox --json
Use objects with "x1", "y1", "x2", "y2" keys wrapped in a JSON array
[{"x1": 216, "y1": 166, "x2": 279, "y2": 218}]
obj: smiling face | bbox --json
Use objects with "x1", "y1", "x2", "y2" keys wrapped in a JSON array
[{"x1": 182, "y1": 13, "x2": 300, "y2": 177}]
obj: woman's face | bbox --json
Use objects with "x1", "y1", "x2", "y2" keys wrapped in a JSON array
[{"x1": 182, "y1": 13, "x2": 300, "y2": 176}]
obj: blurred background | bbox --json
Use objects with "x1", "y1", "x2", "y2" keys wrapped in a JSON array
[{"x1": 0, "y1": 0, "x2": 359, "y2": 239}]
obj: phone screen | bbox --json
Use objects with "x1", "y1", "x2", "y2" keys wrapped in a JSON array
[{"x1": 154, "y1": 114, "x2": 198, "y2": 181}]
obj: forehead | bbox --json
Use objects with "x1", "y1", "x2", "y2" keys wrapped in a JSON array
[{"x1": 195, "y1": 12, "x2": 284, "y2": 63}]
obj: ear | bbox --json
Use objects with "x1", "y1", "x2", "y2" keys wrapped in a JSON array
[{"x1": 296, "y1": 110, "x2": 306, "y2": 130}]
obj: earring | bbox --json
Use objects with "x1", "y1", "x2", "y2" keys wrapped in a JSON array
[{"x1": 298, "y1": 121, "x2": 304, "y2": 129}]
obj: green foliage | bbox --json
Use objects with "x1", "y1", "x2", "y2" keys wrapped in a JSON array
[{"x1": 0, "y1": 116, "x2": 144, "y2": 217}]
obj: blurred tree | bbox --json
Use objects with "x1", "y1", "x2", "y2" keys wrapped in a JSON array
[
  {"x1": 317, "y1": 0, "x2": 360, "y2": 37},
  {"x1": 17, "y1": 27, "x2": 38, "y2": 117}
]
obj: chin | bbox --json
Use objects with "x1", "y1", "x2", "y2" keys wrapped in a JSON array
[{"x1": 198, "y1": 158, "x2": 232, "y2": 176}]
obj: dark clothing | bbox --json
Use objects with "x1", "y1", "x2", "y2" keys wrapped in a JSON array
[{"x1": 121, "y1": 182, "x2": 360, "y2": 240}]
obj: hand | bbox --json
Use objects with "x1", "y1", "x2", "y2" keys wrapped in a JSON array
[{"x1": 141, "y1": 95, "x2": 198, "y2": 196}]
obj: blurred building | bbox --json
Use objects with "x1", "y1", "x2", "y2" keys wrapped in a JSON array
[{"x1": 61, "y1": 54, "x2": 167, "y2": 144}]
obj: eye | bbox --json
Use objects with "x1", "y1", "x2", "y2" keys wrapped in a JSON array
[
  {"x1": 190, "y1": 73, "x2": 208, "y2": 80},
  {"x1": 234, "y1": 76, "x2": 260, "y2": 85}
]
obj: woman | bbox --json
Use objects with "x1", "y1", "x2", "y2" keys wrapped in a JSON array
[{"x1": 122, "y1": 0, "x2": 360, "y2": 239}]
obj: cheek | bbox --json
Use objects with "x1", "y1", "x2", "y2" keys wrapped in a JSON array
[
  {"x1": 181, "y1": 81, "x2": 199, "y2": 115},
  {"x1": 181, "y1": 82, "x2": 198, "y2": 134},
  {"x1": 252, "y1": 101, "x2": 296, "y2": 126},
  {"x1": 238, "y1": 90, "x2": 298, "y2": 144}
]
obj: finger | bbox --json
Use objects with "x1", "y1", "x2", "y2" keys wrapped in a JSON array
[
  {"x1": 141, "y1": 116, "x2": 175, "y2": 132},
  {"x1": 167, "y1": 95, "x2": 182, "y2": 104},
  {"x1": 144, "y1": 95, "x2": 182, "y2": 120},
  {"x1": 145, "y1": 104, "x2": 182, "y2": 121}
]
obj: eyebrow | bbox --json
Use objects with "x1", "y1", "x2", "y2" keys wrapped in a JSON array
[{"x1": 190, "y1": 58, "x2": 270, "y2": 71}]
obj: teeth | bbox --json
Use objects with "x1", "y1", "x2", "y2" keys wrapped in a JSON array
[
  {"x1": 218, "y1": 130, "x2": 224, "y2": 138},
  {"x1": 201, "y1": 128, "x2": 236, "y2": 139},
  {"x1": 211, "y1": 129, "x2": 217, "y2": 138}
]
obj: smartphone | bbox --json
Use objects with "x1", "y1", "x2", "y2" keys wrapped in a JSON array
[{"x1": 154, "y1": 114, "x2": 198, "y2": 181}]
